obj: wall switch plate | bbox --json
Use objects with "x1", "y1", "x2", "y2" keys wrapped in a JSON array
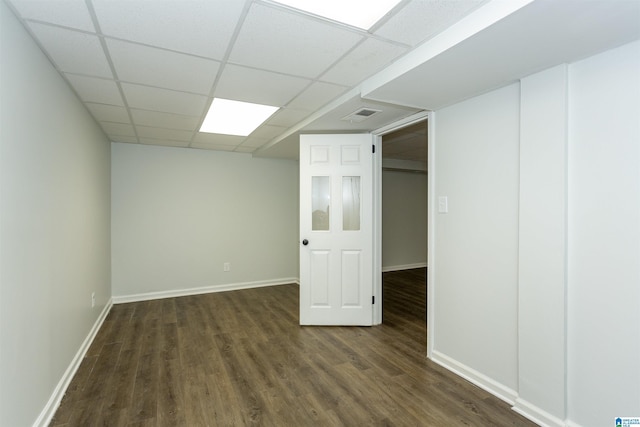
[
  {"x1": 438, "y1": 196, "x2": 448, "y2": 213},
  {"x1": 224, "y1": 262, "x2": 231, "y2": 272}
]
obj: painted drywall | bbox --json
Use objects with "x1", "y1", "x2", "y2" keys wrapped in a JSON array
[
  {"x1": 0, "y1": 3, "x2": 111, "y2": 426},
  {"x1": 516, "y1": 64, "x2": 568, "y2": 423},
  {"x1": 111, "y1": 143, "x2": 299, "y2": 298},
  {"x1": 432, "y1": 83, "x2": 521, "y2": 395},
  {"x1": 382, "y1": 170, "x2": 427, "y2": 270},
  {"x1": 430, "y1": 41, "x2": 640, "y2": 426},
  {"x1": 567, "y1": 41, "x2": 640, "y2": 426}
]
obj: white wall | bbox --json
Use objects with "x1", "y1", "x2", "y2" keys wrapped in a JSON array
[
  {"x1": 0, "y1": 3, "x2": 111, "y2": 426},
  {"x1": 516, "y1": 64, "x2": 569, "y2": 424},
  {"x1": 111, "y1": 143, "x2": 299, "y2": 299},
  {"x1": 382, "y1": 170, "x2": 427, "y2": 270},
  {"x1": 567, "y1": 41, "x2": 640, "y2": 427},
  {"x1": 432, "y1": 82, "x2": 521, "y2": 398},
  {"x1": 430, "y1": 41, "x2": 640, "y2": 427}
]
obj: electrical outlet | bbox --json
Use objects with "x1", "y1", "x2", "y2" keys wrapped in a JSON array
[
  {"x1": 224, "y1": 262, "x2": 231, "y2": 272},
  {"x1": 91, "y1": 292, "x2": 96, "y2": 308}
]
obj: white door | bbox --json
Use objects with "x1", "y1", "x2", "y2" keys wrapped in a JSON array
[{"x1": 299, "y1": 134, "x2": 374, "y2": 326}]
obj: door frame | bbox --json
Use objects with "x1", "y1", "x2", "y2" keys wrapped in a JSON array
[{"x1": 372, "y1": 111, "x2": 434, "y2": 357}]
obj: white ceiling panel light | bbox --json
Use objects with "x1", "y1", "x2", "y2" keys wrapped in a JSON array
[
  {"x1": 272, "y1": 0, "x2": 402, "y2": 30},
  {"x1": 200, "y1": 98, "x2": 279, "y2": 137}
]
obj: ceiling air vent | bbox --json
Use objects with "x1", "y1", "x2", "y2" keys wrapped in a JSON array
[{"x1": 341, "y1": 107, "x2": 381, "y2": 123}]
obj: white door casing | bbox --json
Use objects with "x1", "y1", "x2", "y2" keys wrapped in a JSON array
[{"x1": 299, "y1": 134, "x2": 374, "y2": 326}]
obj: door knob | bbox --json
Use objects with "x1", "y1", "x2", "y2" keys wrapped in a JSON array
[{"x1": 302, "y1": 239, "x2": 309, "y2": 246}]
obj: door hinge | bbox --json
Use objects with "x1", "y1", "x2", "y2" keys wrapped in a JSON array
[
  {"x1": 372, "y1": 145, "x2": 376, "y2": 154},
  {"x1": 372, "y1": 296, "x2": 375, "y2": 304}
]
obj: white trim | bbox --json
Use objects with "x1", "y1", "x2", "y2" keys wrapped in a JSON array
[
  {"x1": 381, "y1": 262, "x2": 427, "y2": 272},
  {"x1": 372, "y1": 134, "x2": 383, "y2": 325},
  {"x1": 431, "y1": 350, "x2": 519, "y2": 405},
  {"x1": 112, "y1": 278, "x2": 298, "y2": 304},
  {"x1": 33, "y1": 300, "x2": 113, "y2": 427},
  {"x1": 512, "y1": 398, "x2": 566, "y2": 427},
  {"x1": 565, "y1": 421, "x2": 582, "y2": 427},
  {"x1": 373, "y1": 111, "x2": 429, "y2": 136},
  {"x1": 426, "y1": 110, "x2": 436, "y2": 359}
]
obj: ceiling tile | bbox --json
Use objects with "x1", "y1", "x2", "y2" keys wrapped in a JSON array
[
  {"x1": 239, "y1": 137, "x2": 268, "y2": 148},
  {"x1": 66, "y1": 74, "x2": 124, "y2": 105},
  {"x1": 85, "y1": 103, "x2": 130, "y2": 123},
  {"x1": 121, "y1": 83, "x2": 207, "y2": 116},
  {"x1": 110, "y1": 135, "x2": 139, "y2": 143},
  {"x1": 191, "y1": 141, "x2": 239, "y2": 152},
  {"x1": 193, "y1": 132, "x2": 244, "y2": 147},
  {"x1": 136, "y1": 126, "x2": 193, "y2": 142},
  {"x1": 375, "y1": 0, "x2": 487, "y2": 46},
  {"x1": 288, "y1": 81, "x2": 348, "y2": 111},
  {"x1": 249, "y1": 125, "x2": 288, "y2": 140},
  {"x1": 139, "y1": 138, "x2": 190, "y2": 148},
  {"x1": 92, "y1": 0, "x2": 245, "y2": 59},
  {"x1": 28, "y1": 23, "x2": 112, "y2": 77},
  {"x1": 130, "y1": 109, "x2": 199, "y2": 131},
  {"x1": 229, "y1": 3, "x2": 363, "y2": 78},
  {"x1": 101, "y1": 122, "x2": 135, "y2": 137},
  {"x1": 215, "y1": 64, "x2": 310, "y2": 106},
  {"x1": 266, "y1": 108, "x2": 311, "y2": 127},
  {"x1": 321, "y1": 38, "x2": 408, "y2": 86},
  {"x1": 106, "y1": 39, "x2": 220, "y2": 95},
  {"x1": 8, "y1": 0, "x2": 95, "y2": 31}
]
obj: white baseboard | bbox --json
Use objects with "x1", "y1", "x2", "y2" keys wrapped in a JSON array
[
  {"x1": 112, "y1": 277, "x2": 299, "y2": 304},
  {"x1": 33, "y1": 300, "x2": 113, "y2": 427},
  {"x1": 512, "y1": 398, "x2": 565, "y2": 427},
  {"x1": 431, "y1": 350, "x2": 518, "y2": 405},
  {"x1": 381, "y1": 262, "x2": 427, "y2": 272}
]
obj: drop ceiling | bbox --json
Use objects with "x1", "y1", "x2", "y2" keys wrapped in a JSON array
[{"x1": 4, "y1": 0, "x2": 639, "y2": 161}]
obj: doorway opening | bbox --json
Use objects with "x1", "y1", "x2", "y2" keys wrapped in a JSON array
[{"x1": 379, "y1": 118, "x2": 428, "y2": 352}]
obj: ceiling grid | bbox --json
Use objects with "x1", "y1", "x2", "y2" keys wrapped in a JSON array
[{"x1": 4, "y1": 0, "x2": 638, "y2": 160}]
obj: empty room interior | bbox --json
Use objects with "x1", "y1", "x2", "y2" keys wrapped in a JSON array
[{"x1": 1, "y1": 0, "x2": 639, "y2": 426}]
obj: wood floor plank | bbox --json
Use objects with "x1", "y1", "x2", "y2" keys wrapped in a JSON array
[
  {"x1": 179, "y1": 368, "x2": 209, "y2": 426},
  {"x1": 99, "y1": 347, "x2": 140, "y2": 421},
  {"x1": 160, "y1": 298, "x2": 177, "y2": 325},
  {"x1": 128, "y1": 351, "x2": 160, "y2": 423},
  {"x1": 81, "y1": 342, "x2": 122, "y2": 402},
  {"x1": 51, "y1": 269, "x2": 537, "y2": 426},
  {"x1": 156, "y1": 355, "x2": 186, "y2": 426}
]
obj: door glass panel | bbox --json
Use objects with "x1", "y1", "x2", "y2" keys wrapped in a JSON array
[
  {"x1": 342, "y1": 176, "x2": 361, "y2": 231},
  {"x1": 312, "y1": 176, "x2": 330, "y2": 231}
]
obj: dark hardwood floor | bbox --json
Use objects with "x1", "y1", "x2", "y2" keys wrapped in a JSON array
[{"x1": 50, "y1": 268, "x2": 535, "y2": 426}]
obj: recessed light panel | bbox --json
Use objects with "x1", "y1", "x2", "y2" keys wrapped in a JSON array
[
  {"x1": 200, "y1": 98, "x2": 279, "y2": 136},
  {"x1": 273, "y1": 0, "x2": 402, "y2": 30}
]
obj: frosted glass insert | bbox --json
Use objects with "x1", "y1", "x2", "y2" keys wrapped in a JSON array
[
  {"x1": 342, "y1": 176, "x2": 361, "y2": 231},
  {"x1": 312, "y1": 176, "x2": 330, "y2": 231}
]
